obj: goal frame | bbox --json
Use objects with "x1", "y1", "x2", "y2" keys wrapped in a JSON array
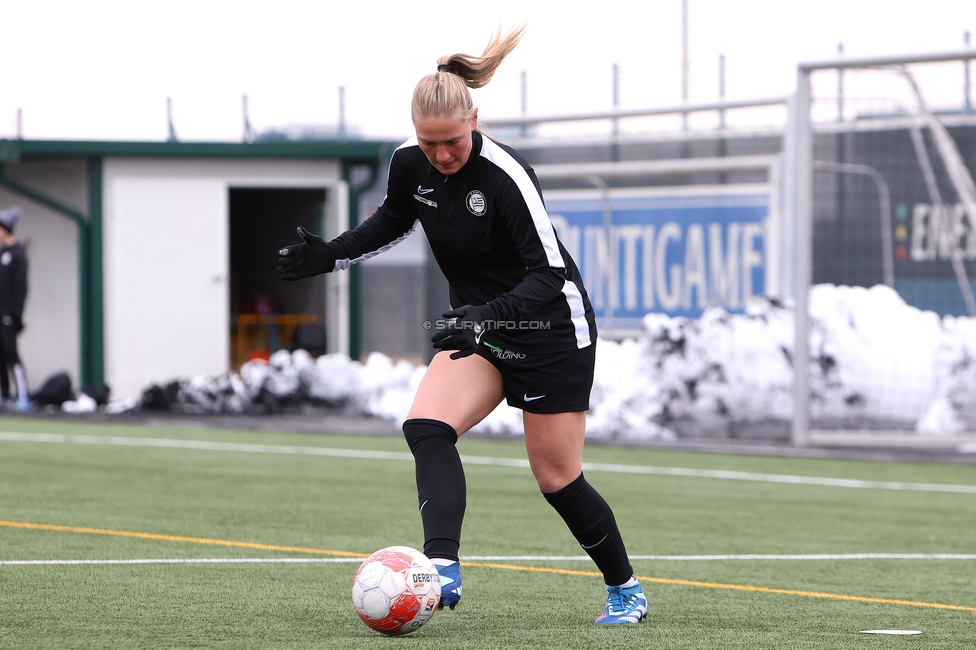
[{"x1": 785, "y1": 49, "x2": 976, "y2": 446}]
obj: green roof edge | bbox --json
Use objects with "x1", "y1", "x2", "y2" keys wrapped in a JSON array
[{"x1": 0, "y1": 138, "x2": 399, "y2": 162}]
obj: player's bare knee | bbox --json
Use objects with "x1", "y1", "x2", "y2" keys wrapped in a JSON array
[{"x1": 532, "y1": 468, "x2": 579, "y2": 494}]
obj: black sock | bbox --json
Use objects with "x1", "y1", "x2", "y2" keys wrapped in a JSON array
[
  {"x1": 543, "y1": 473, "x2": 633, "y2": 586},
  {"x1": 403, "y1": 418, "x2": 465, "y2": 562}
]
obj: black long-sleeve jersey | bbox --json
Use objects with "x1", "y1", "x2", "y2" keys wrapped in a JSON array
[
  {"x1": 331, "y1": 130, "x2": 597, "y2": 354},
  {"x1": 0, "y1": 242, "x2": 27, "y2": 321}
]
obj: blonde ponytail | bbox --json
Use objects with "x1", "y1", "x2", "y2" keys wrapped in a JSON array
[{"x1": 411, "y1": 25, "x2": 526, "y2": 124}]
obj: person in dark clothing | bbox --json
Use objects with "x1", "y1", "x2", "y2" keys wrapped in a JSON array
[
  {"x1": 278, "y1": 27, "x2": 645, "y2": 625},
  {"x1": 0, "y1": 206, "x2": 29, "y2": 410}
]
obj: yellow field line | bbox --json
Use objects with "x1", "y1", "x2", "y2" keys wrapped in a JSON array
[
  {"x1": 0, "y1": 520, "x2": 368, "y2": 558},
  {"x1": 4, "y1": 519, "x2": 974, "y2": 613},
  {"x1": 467, "y1": 562, "x2": 976, "y2": 613}
]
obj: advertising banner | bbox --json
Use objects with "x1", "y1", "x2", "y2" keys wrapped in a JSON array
[{"x1": 546, "y1": 185, "x2": 776, "y2": 334}]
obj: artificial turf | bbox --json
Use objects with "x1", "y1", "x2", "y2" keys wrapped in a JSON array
[{"x1": 1, "y1": 417, "x2": 974, "y2": 648}]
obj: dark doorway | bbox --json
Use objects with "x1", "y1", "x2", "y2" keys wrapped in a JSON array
[{"x1": 229, "y1": 187, "x2": 327, "y2": 367}]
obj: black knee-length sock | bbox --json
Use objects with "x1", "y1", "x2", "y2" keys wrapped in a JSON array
[
  {"x1": 402, "y1": 418, "x2": 466, "y2": 562},
  {"x1": 543, "y1": 472, "x2": 634, "y2": 586}
]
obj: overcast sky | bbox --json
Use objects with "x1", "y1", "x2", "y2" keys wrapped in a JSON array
[{"x1": 1, "y1": 0, "x2": 974, "y2": 142}]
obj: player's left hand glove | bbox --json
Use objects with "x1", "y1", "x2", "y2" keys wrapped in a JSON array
[{"x1": 431, "y1": 304, "x2": 494, "y2": 360}]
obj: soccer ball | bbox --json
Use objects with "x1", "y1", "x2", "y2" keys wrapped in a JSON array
[{"x1": 351, "y1": 546, "x2": 441, "y2": 635}]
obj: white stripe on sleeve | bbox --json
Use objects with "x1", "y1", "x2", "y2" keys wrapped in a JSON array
[
  {"x1": 333, "y1": 220, "x2": 420, "y2": 270},
  {"x1": 334, "y1": 137, "x2": 421, "y2": 270}
]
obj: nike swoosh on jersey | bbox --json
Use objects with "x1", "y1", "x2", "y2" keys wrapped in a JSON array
[
  {"x1": 523, "y1": 394, "x2": 546, "y2": 402},
  {"x1": 418, "y1": 186, "x2": 434, "y2": 194}
]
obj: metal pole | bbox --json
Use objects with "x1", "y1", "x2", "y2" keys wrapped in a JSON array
[
  {"x1": 791, "y1": 70, "x2": 813, "y2": 447},
  {"x1": 481, "y1": 96, "x2": 787, "y2": 129},
  {"x1": 718, "y1": 54, "x2": 726, "y2": 129},
  {"x1": 533, "y1": 155, "x2": 779, "y2": 180},
  {"x1": 612, "y1": 63, "x2": 620, "y2": 137},
  {"x1": 520, "y1": 70, "x2": 528, "y2": 138},
  {"x1": 837, "y1": 43, "x2": 844, "y2": 122},
  {"x1": 87, "y1": 157, "x2": 105, "y2": 387},
  {"x1": 588, "y1": 175, "x2": 615, "y2": 337},
  {"x1": 338, "y1": 86, "x2": 346, "y2": 139},
  {"x1": 681, "y1": 0, "x2": 689, "y2": 130},
  {"x1": 242, "y1": 95, "x2": 254, "y2": 143},
  {"x1": 966, "y1": 31, "x2": 973, "y2": 112},
  {"x1": 16, "y1": 108, "x2": 22, "y2": 139},
  {"x1": 800, "y1": 48, "x2": 976, "y2": 72},
  {"x1": 166, "y1": 97, "x2": 177, "y2": 142}
]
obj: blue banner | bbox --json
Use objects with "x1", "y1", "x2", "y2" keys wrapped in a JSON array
[{"x1": 546, "y1": 189, "x2": 772, "y2": 330}]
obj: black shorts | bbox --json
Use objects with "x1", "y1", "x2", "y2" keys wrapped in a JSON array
[{"x1": 474, "y1": 339, "x2": 596, "y2": 414}]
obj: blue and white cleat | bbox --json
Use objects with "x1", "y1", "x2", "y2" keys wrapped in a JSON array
[
  {"x1": 595, "y1": 582, "x2": 647, "y2": 624},
  {"x1": 434, "y1": 561, "x2": 463, "y2": 610}
]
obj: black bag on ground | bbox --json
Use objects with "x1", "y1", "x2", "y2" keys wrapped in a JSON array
[
  {"x1": 30, "y1": 372, "x2": 74, "y2": 407},
  {"x1": 140, "y1": 381, "x2": 182, "y2": 411},
  {"x1": 81, "y1": 383, "x2": 111, "y2": 406}
]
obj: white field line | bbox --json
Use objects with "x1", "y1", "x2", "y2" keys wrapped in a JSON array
[
  {"x1": 479, "y1": 553, "x2": 976, "y2": 561},
  {"x1": 2, "y1": 431, "x2": 976, "y2": 495},
  {"x1": 4, "y1": 553, "x2": 976, "y2": 566},
  {"x1": 0, "y1": 558, "x2": 364, "y2": 566}
]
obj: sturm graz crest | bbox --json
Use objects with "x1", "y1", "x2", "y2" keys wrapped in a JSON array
[{"x1": 466, "y1": 190, "x2": 487, "y2": 216}]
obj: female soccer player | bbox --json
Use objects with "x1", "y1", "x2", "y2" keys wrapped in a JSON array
[{"x1": 278, "y1": 26, "x2": 646, "y2": 625}]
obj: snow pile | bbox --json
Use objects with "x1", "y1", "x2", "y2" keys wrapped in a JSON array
[
  {"x1": 595, "y1": 299, "x2": 797, "y2": 439},
  {"x1": 918, "y1": 314, "x2": 976, "y2": 434},
  {"x1": 626, "y1": 284, "x2": 973, "y2": 437},
  {"x1": 118, "y1": 285, "x2": 976, "y2": 439},
  {"x1": 129, "y1": 349, "x2": 422, "y2": 418},
  {"x1": 807, "y1": 284, "x2": 943, "y2": 426}
]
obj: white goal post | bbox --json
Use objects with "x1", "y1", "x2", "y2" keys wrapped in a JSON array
[{"x1": 785, "y1": 49, "x2": 976, "y2": 446}]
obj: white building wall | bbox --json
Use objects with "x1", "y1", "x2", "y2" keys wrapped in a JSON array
[
  {"x1": 103, "y1": 157, "x2": 341, "y2": 401},
  {"x1": 0, "y1": 160, "x2": 84, "y2": 394}
]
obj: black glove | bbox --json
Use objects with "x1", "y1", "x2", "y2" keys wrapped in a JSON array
[
  {"x1": 1, "y1": 315, "x2": 21, "y2": 332},
  {"x1": 277, "y1": 227, "x2": 338, "y2": 281},
  {"x1": 431, "y1": 304, "x2": 494, "y2": 360}
]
